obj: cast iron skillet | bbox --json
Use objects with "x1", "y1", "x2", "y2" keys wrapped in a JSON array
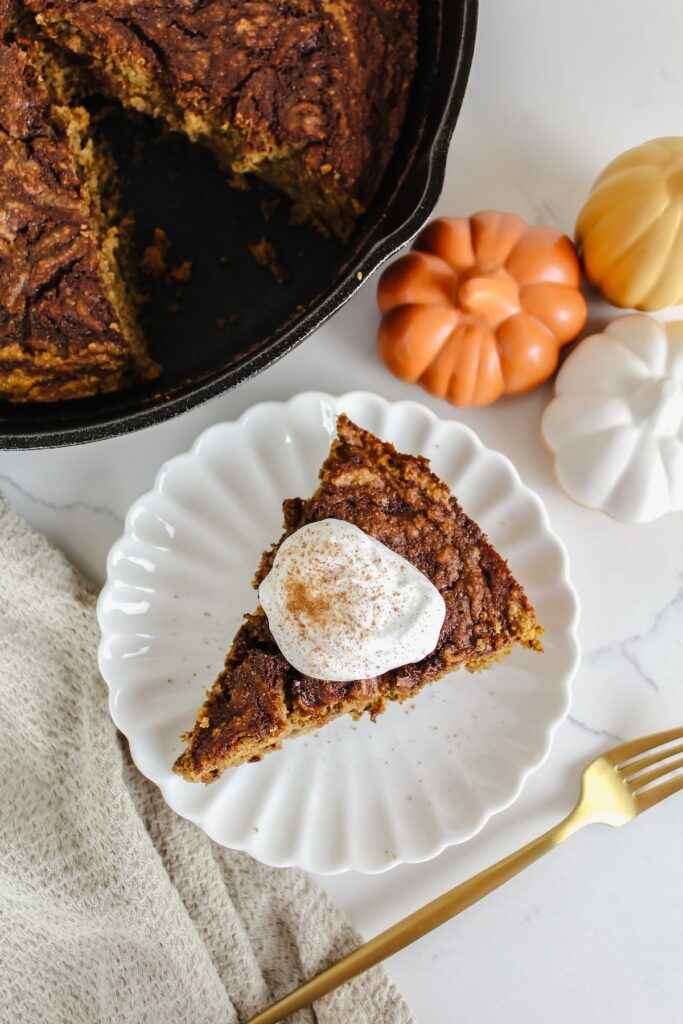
[{"x1": 1, "y1": 0, "x2": 477, "y2": 449}]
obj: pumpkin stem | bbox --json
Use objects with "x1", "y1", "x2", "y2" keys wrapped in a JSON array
[
  {"x1": 457, "y1": 274, "x2": 520, "y2": 327},
  {"x1": 630, "y1": 377, "x2": 682, "y2": 436}
]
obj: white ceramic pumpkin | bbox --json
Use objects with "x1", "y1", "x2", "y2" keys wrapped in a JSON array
[{"x1": 541, "y1": 314, "x2": 683, "y2": 523}]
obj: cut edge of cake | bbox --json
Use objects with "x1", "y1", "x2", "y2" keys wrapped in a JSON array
[{"x1": 0, "y1": 30, "x2": 159, "y2": 401}]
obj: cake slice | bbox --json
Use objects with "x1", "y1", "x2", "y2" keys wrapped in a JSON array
[
  {"x1": 174, "y1": 415, "x2": 543, "y2": 784},
  {"x1": 0, "y1": 36, "x2": 158, "y2": 401}
]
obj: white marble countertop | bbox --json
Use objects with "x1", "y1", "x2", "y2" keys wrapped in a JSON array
[{"x1": 2, "y1": 1, "x2": 683, "y2": 1021}]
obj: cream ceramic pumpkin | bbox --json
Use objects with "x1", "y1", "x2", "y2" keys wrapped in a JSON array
[
  {"x1": 541, "y1": 314, "x2": 683, "y2": 523},
  {"x1": 575, "y1": 137, "x2": 683, "y2": 310}
]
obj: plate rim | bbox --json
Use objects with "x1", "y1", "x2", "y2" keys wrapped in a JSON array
[{"x1": 98, "y1": 389, "x2": 581, "y2": 873}]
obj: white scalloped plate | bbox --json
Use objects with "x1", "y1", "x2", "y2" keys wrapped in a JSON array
[{"x1": 98, "y1": 392, "x2": 579, "y2": 874}]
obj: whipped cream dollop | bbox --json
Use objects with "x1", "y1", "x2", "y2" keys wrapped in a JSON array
[{"x1": 258, "y1": 518, "x2": 446, "y2": 681}]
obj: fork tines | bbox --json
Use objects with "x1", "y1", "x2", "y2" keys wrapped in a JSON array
[{"x1": 608, "y1": 727, "x2": 683, "y2": 809}]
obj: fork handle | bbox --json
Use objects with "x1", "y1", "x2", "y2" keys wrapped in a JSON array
[{"x1": 247, "y1": 811, "x2": 583, "y2": 1024}]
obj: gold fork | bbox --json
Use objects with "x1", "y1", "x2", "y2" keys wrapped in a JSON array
[{"x1": 247, "y1": 726, "x2": 683, "y2": 1024}]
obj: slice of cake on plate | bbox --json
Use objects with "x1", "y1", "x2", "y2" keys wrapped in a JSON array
[{"x1": 174, "y1": 415, "x2": 543, "y2": 784}]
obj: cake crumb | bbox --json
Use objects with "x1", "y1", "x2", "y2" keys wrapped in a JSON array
[
  {"x1": 169, "y1": 259, "x2": 192, "y2": 283},
  {"x1": 260, "y1": 196, "x2": 281, "y2": 222},
  {"x1": 139, "y1": 227, "x2": 170, "y2": 278},
  {"x1": 216, "y1": 313, "x2": 239, "y2": 329},
  {"x1": 248, "y1": 237, "x2": 288, "y2": 284}
]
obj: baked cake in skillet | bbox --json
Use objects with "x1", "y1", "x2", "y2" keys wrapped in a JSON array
[
  {"x1": 174, "y1": 415, "x2": 544, "y2": 784},
  {"x1": 24, "y1": 0, "x2": 418, "y2": 240},
  {"x1": 0, "y1": 1, "x2": 418, "y2": 401}
]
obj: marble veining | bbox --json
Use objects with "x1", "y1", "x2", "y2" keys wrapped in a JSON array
[
  {"x1": 0, "y1": 471, "x2": 123, "y2": 527},
  {"x1": 567, "y1": 715, "x2": 624, "y2": 744}
]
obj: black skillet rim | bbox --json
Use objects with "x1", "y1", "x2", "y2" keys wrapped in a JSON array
[{"x1": 2, "y1": 0, "x2": 478, "y2": 449}]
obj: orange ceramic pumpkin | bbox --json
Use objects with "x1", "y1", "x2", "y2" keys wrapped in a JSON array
[{"x1": 377, "y1": 211, "x2": 587, "y2": 407}]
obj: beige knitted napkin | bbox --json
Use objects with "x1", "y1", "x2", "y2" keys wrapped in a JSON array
[{"x1": 0, "y1": 496, "x2": 415, "y2": 1024}]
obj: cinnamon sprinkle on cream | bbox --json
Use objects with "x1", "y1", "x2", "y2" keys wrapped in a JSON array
[{"x1": 258, "y1": 519, "x2": 446, "y2": 681}]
